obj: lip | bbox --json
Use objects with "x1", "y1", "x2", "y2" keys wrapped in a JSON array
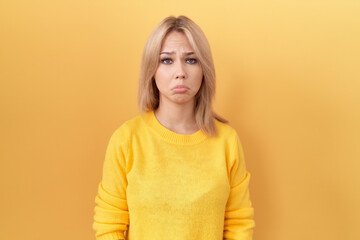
[{"x1": 172, "y1": 85, "x2": 189, "y2": 93}]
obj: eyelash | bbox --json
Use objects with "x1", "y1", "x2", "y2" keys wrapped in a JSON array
[{"x1": 160, "y1": 58, "x2": 198, "y2": 64}]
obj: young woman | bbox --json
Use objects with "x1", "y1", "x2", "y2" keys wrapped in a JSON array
[{"x1": 93, "y1": 15, "x2": 255, "y2": 240}]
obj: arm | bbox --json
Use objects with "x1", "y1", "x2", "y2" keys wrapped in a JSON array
[
  {"x1": 223, "y1": 133, "x2": 255, "y2": 240},
  {"x1": 93, "y1": 127, "x2": 130, "y2": 240}
]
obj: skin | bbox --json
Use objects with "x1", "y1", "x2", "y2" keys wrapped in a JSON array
[{"x1": 154, "y1": 31, "x2": 203, "y2": 135}]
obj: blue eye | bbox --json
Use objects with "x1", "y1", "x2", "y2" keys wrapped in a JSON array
[
  {"x1": 186, "y1": 58, "x2": 197, "y2": 64},
  {"x1": 161, "y1": 58, "x2": 172, "y2": 64}
]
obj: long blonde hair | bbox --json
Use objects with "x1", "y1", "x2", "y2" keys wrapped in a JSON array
[{"x1": 138, "y1": 15, "x2": 227, "y2": 136}]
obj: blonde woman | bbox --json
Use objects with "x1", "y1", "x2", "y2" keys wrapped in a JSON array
[{"x1": 93, "y1": 16, "x2": 255, "y2": 240}]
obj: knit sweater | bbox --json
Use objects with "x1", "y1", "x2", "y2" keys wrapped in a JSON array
[{"x1": 93, "y1": 110, "x2": 255, "y2": 240}]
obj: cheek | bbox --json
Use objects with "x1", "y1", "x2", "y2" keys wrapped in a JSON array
[
  {"x1": 154, "y1": 67, "x2": 169, "y2": 82},
  {"x1": 154, "y1": 69, "x2": 168, "y2": 91},
  {"x1": 194, "y1": 68, "x2": 204, "y2": 87}
]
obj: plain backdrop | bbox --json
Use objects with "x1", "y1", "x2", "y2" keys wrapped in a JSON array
[{"x1": 0, "y1": 0, "x2": 359, "y2": 239}]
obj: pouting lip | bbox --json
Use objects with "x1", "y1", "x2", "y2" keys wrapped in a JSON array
[{"x1": 172, "y1": 85, "x2": 190, "y2": 90}]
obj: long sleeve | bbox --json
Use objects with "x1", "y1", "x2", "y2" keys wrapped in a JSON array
[
  {"x1": 223, "y1": 134, "x2": 255, "y2": 240},
  {"x1": 93, "y1": 127, "x2": 130, "y2": 240}
]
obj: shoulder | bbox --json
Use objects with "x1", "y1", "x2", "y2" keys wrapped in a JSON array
[
  {"x1": 109, "y1": 114, "x2": 144, "y2": 143},
  {"x1": 214, "y1": 118, "x2": 239, "y2": 142},
  {"x1": 214, "y1": 119, "x2": 246, "y2": 170},
  {"x1": 213, "y1": 118, "x2": 244, "y2": 157}
]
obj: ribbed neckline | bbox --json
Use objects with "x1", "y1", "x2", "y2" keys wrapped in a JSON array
[{"x1": 142, "y1": 110, "x2": 207, "y2": 145}]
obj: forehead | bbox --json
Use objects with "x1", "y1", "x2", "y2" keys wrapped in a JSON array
[{"x1": 161, "y1": 31, "x2": 194, "y2": 51}]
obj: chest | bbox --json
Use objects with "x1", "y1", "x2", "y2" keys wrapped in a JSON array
[{"x1": 126, "y1": 141, "x2": 230, "y2": 215}]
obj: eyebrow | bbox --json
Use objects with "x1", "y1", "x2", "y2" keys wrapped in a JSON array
[{"x1": 160, "y1": 51, "x2": 195, "y2": 56}]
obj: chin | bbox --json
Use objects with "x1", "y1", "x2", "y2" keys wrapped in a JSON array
[{"x1": 170, "y1": 95, "x2": 194, "y2": 104}]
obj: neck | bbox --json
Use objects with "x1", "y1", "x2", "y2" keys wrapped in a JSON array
[{"x1": 154, "y1": 98, "x2": 199, "y2": 135}]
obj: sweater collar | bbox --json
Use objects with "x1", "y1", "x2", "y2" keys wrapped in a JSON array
[{"x1": 142, "y1": 110, "x2": 207, "y2": 145}]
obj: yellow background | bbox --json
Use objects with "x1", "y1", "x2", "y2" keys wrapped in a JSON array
[{"x1": 1, "y1": 0, "x2": 359, "y2": 239}]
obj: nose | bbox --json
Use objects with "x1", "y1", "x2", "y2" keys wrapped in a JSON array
[{"x1": 175, "y1": 62, "x2": 186, "y2": 79}]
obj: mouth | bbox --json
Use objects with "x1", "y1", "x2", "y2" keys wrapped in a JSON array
[{"x1": 172, "y1": 85, "x2": 189, "y2": 93}]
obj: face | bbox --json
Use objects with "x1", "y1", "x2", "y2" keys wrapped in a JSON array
[{"x1": 154, "y1": 31, "x2": 203, "y2": 107}]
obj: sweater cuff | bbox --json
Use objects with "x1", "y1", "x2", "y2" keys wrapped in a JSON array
[{"x1": 97, "y1": 232, "x2": 125, "y2": 240}]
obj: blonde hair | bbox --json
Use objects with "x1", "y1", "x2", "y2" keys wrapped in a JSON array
[{"x1": 138, "y1": 15, "x2": 227, "y2": 136}]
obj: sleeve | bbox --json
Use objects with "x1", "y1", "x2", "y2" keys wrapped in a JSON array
[
  {"x1": 93, "y1": 127, "x2": 130, "y2": 240},
  {"x1": 223, "y1": 133, "x2": 255, "y2": 240}
]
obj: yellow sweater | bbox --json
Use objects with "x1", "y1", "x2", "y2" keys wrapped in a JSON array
[{"x1": 93, "y1": 111, "x2": 255, "y2": 240}]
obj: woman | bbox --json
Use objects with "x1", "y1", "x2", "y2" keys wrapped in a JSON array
[{"x1": 93, "y1": 15, "x2": 255, "y2": 240}]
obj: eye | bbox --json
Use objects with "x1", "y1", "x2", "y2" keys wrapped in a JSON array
[
  {"x1": 186, "y1": 58, "x2": 197, "y2": 64},
  {"x1": 160, "y1": 58, "x2": 173, "y2": 64}
]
